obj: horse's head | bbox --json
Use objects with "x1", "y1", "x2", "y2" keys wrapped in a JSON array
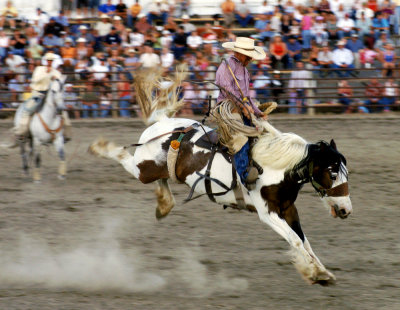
[
  {"x1": 308, "y1": 140, "x2": 352, "y2": 219},
  {"x1": 49, "y1": 76, "x2": 66, "y2": 110}
]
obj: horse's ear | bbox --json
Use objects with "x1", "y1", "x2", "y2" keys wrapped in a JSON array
[{"x1": 330, "y1": 139, "x2": 337, "y2": 150}]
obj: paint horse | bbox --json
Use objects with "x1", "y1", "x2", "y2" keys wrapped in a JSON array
[
  {"x1": 14, "y1": 78, "x2": 67, "y2": 182},
  {"x1": 89, "y1": 110, "x2": 352, "y2": 285}
]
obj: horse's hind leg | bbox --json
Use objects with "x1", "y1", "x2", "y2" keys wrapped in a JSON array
[
  {"x1": 32, "y1": 139, "x2": 41, "y2": 182},
  {"x1": 19, "y1": 140, "x2": 29, "y2": 176},
  {"x1": 54, "y1": 136, "x2": 66, "y2": 180},
  {"x1": 155, "y1": 178, "x2": 175, "y2": 219}
]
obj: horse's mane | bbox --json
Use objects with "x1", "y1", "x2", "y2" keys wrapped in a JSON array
[{"x1": 252, "y1": 122, "x2": 308, "y2": 171}]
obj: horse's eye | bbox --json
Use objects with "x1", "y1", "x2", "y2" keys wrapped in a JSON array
[{"x1": 331, "y1": 172, "x2": 338, "y2": 180}]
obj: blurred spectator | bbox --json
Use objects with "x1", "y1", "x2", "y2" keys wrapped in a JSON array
[
  {"x1": 345, "y1": 33, "x2": 364, "y2": 68},
  {"x1": 70, "y1": 15, "x2": 90, "y2": 35},
  {"x1": 337, "y1": 13, "x2": 355, "y2": 39},
  {"x1": 124, "y1": 48, "x2": 139, "y2": 71},
  {"x1": 95, "y1": 14, "x2": 112, "y2": 38},
  {"x1": 360, "y1": 46, "x2": 378, "y2": 68},
  {"x1": 269, "y1": 10, "x2": 281, "y2": 33},
  {"x1": 115, "y1": 0, "x2": 128, "y2": 22},
  {"x1": 117, "y1": 72, "x2": 132, "y2": 117},
  {"x1": 129, "y1": 27, "x2": 145, "y2": 48},
  {"x1": 382, "y1": 78, "x2": 398, "y2": 112},
  {"x1": 0, "y1": 30, "x2": 9, "y2": 62},
  {"x1": 332, "y1": 40, "x2": 355, "y2": 77},
  {"x1": 61, "y1": 37, "x2": 77, "y2": 67},
  {"x1": 182, "y1": 82, "x2": 207, "y2": 115},
  {"x1": 147, "y1": 0, "x2": 169, "y2": 25},
  {"x1": 301, "y1": 7, "x2": 313, "y2": 49},
  {"x1": 112, "y1": 16, "x2": 127, "y2": 41},
  {"x1": 44, "y1": 17, "x2": 64, "y2": 37},
  {"x1": 330, "y1": 0, "x2": 344, "y2": 15},
  {"x1": 9, "y1": 29, "x2": 27, "y2": 56},
  {"x1": 269, "y1": 34, "x2": 289, "y2": 69},
  {"x1": 99, "y1": 0, "x2": 116, "y2": 17},
  {"x1": 372, "y1": 12, "x2": 390, "y2": 39},
  {"x1": 288, "y1": 61, "x2": 312, "y2": 114},
  {"x1": 77, "y1": 0, "x2": 89, "y2": 17},
  {"x1": 394, "y1": 0, "x2": 400, "y2": 35},
  {"x1": 355, "y1": 11, "x2": 372, "y2": 38},
  {"x1": 164, "y1": 16, "x2": 178, "y2": 33},
  {"x1": 235, "y1": 0, "x2": 254, "y2": 28},
  {"x1": 128, "y1": 0, "x2": 142, "y2": 28},
  {"x1": 311, "y1": 16, "x2": 329, "y2": 45},
  {"x1": 356, "y1": 2, "x2": 374, "y2": 19},
  {"x1": 286, "y1": 35, "x2": 302, "y2": 68},
  {"x1": 90, "y1": 56, "x2": 109, "y2": 82},
  {"x1": 36, "y1": 8, "x2": 49, "y2": 33},
  {"x1": 337, "y1": 80, "x2": 353, "y2": 112},
  {"x1": 89, "y1": 0, "x2": 101, "y2": 17},
  {"x1": 64, "y1": 83, "x2": 80, "y2": 119},
  {"x1": 54, "y1": 10, "x2": 69, "y2": 27},
  {"x1": 317, "y1": 44, "x2": 334, "y2": 77},
  {"x1": 254, "y1": 13, "x2": 274, "y2": 41},
  {"x1": 258, "y1": 0, "x2": 274, "y2": 14},
  {"x1": 75, "y1": 56, "x2": 90, "y2": 79},
  {"x1": 61, "y1": 0, "x2": 75, "y2": 17},
  {"x1": 42, "y1": 32, "x2": 63, "y2": 53},
  {"x1": 78, "y1": 25, "x2": 95, "y2": 47},
  {"x1": 172, "y1": 26, "x2": 187, "y2": 61},
  {"x1": 135, "y1": 13, "x2": 152, "y2": 33},
  {"x1": 187, "y1": 30, "x2": 202, "y2": 50},
  {"x1": 335, "y1": 3, "x2": 348, "y2": 21},
  {"x1": 379, "y1": 43, "x2": 396, "y2": 77},
  {"x1": 139, "y1": 44, "x2": 160, "y2": 68},
  {"x1": 326, "y1": 12, "x2": 339, "y2": 40},
  {"x1": 374, "y1": 31, "x2": 394, "y2": 51},
  {"x1": 8, "y1": 73, "x2": 22, "y2": 105},
  {"x1": 0, "y1": 0, "x2": 18, "y2": 30},
  {"x1": 221, "y1": 0, "x2": 235, "y2": 28},
  {"x1": 364, "y1": 78, "x2": 382, "y2": 112},
  {"x1": 317, "y1": 0, "x2": 331, "y2": 13},
  {"x1": 81, "y1": 81, "x2": 99, "y2": 118},
  {"x1": 181, "y1": 14, "x2": 196, "y2": 34},
  {"x1": 175, "y1": 0, "x2": 191, "y2": 17},
  {"x1": 161, "y1": 46, "x2": 175, "y2": 68},
  {"x1": 76, "y1": 37, "x2": 93, "y2": 60},
  {"x1": 99, "y1": 88, "x2": 112, "y2": 117},
  {"x1": 253, "y1": 70, "x2": 270, "y2": 98},
  {"x1": 367, "y1": 0, "x2": 378, "y2": 12}
]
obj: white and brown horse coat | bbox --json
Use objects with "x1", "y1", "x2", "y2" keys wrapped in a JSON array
[{"x1": 89, "y1": 116, "x2": 352, "y2": 285}]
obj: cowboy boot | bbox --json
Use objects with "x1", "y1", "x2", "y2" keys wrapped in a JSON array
[{"x1": 244, "y1": 166, "x2": 259, "y2": 190}]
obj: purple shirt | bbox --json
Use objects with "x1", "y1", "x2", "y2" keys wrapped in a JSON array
[{"x1": 215, "y1": 55, "x2": 261, "y2": 116}]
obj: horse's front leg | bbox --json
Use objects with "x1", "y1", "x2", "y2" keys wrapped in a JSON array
[
  {"x1": 32, "y1": 138, "x2": 42, "y2": 182},
  {"x1": 19, "y1": 139, "x2": 29, "y2": 176},
  {"x1": 249, "y1": 189, "x2": 335, "y2": 285},
  {"x1": 54, "y1": 136, "x2": 66, "y2": 180}
]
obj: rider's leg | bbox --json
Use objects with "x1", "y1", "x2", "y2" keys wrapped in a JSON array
[
  {"x1": 14, "y1": 93, "x2": 43, "y2": 137},
  {"x1": 234, "y1": 141, "x2": 258, "y2": 187},
  {"x1": 62, "y1": 110, "x2": 72, "y2": 141}
]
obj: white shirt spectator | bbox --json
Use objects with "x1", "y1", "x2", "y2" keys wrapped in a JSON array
[
  {"x1": 95, "y1": 21, "x2": 112, "y2": 37},
  {"x1": 139, "y1": 52, "x2": 160, "y2": 68},
  {"x1": 337, "y1": 17, "x2": 355, "y2": 32},
  {"x1": 0, "y1": 34, "x2": 9, "y2": 48},
  {"x1": 5, "y1": 54, "x2": 25, "y2": 71},
  {"x1": 356, "y1": 7, "x2": 374, "y2": 20},
  {"x1": 129, "y1": 32, "x2": 144, "y2": 47},
  {"x1": 317, "y1": 50, "x2": 334, "y2": 63},
  {"x1": 332, "y1": 47, "x2": 354, "y2": 66},
  {"x1": 329, "y1": 0, "x2": 343, "y2": 14},
  {"x1": 90, "y1": 61, "x2": 109, "y2": 80},
  {"x1": 187, "y1": 34, "x2": 202, "y2": 49},
  {"x1": 270, "y1": 15, "x2": 281, "y2": 32},
  {"x1": 148, "y1": 2, "x2": 169, "y2": 14},
  {"x1": 253, "y1": 74, "x2": 269, "y2": 89},
  {"x1": 258, "y1": 2, "x2": 274, "y2": 14},
  {"x1": 181, "y1": 22, "x2": 196, "y2": 34},
  {"x1": 160, "y1": 33, "x2": 173, "y2": 48},
  {"x1": 161, "y1": 51, "x2": 174, "y2": 68}
]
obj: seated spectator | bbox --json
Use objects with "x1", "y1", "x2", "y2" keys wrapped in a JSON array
[
  {"x1": 117, "y1": 72, "x2": 132, "y2": 117},
  {"x1": 99, "y1": 0, "x2": 116, "y2": 17},
  {"x1": 139, "y1": 44, "x2": 160, "y2": 68},
  {"x1": 253, "y1": 70, "x2": 270, "y2": 98},
  {"x1": 44, "y1": 17, "x2": 64, "y2": 37},
  {"x1": 115, "y1": 0, "x2": 128, "y2": 21},
  {"x1": 81, "y1": 81, "x2": 100, "y2": 118},
  {"x1": 0, "y1": 0, "x2": 18, "y2": 30},
  {"x1": 187, "y1": 30, "x2": 202, "y2": 50},
  {"x1": 269, "y1": 10, "x2": 281, "y2": 33},
  {"x1": 181, "y1": 14, "x2": 196, "y2": 35},
  {"x1": 380, "y1": 43, "x2": 396, "y2": 77},
  {"x1": 5, "y1": 51, "x2": 26, "y2": 74},
  {"x1": 374, "y1": 31, "x2": 394, "y2": 52},
  {"x1": 104, "y1": 26, "x2": 122, "y2": 53},
  {"x1": 337, "y1": 13, "x2": 355, "y2": 39},
  {"x1": 345, "y1": 33, "x2": 364, "y2": 68},
  {"x1": 258, "y1": 0, "x2": 274, "y2": 15},
  {"x1": 288, "y1": 61, "x2": 312, "y2": 114},
  {"x1": 372, "y1": 12, "x2": 389, "y2": 39},
  {"x1": 54, "y1": 10, "x2": 69, "y2": 27},
  {"x1": 355, "y1": 11, "x2": 372, "y2": 38},
  {"x1": 359, "y1": 46, "x2": 378, "y2": 68},
  {"x1": 0, "y1": 30, "x2": 9, "y2": 62},
  {"x1": 147, "y1": 0, "x2": 169, "y2": 25},
  {"x1": 9, "y1": 29, "x2": 27, "y2": 56},
  {"x1": 221, "y1": 0, "x2": 235, "y2": 28},
  {"x1": 172, "y1": 26, "x2": 187, "y2": 61},
  {"x1": 326, "y1": 12, "x2": 338, "y2": 41},
  {"x1": 182, "y1": 82, "x2": 207, "y2": 115},
  {"x1": 78, "y1": 25, "x2": 95, "y2": 47},
  {"x1": 254, "y1": 12, "x2": 272, "y2": 41},
  {"x1": 235, "y1": 0, "x2": 254, "y2": 28},
  {"x1": 112, "y1": 15, "x2": 127, "y2": 41},
  {"x1": 76, "y1": 37, "x2": 93, "y2": 60},
  {"x1": 95, "y1": 14, "x2": 112, "y2": 38},
  {"x1": 337, "y1": 80, "x2": 353, "y2": 113},
  {"x1": 356, "y1": 2, "x2": 374, "y2": 19},
  {"x1": 269, "y1": 34, "x2": 289, "y2": 69},
  {"x1": 301, "y1": 7, "x2": 313, "y2": 49},
  {"x1": 317, "y1": 44, "x2": 334, "y2": 77},
  {"x1": 90, "y1": 55, "x2": 109, "y2": 83},
  {"x1": 135, "y1": 13, "x2": 152, "y2": 34},
  {"x1": 60, "y1": 37, "x2": 77, "y2": 67},
  {"x1": 99, "y1": 88, "x2": 112, "y2": 117},
  {"x1": 70, "y1": 15, "x2": 90, "y2": 35},
  {"x1": 64, "y1": 83, "x2": 80, "y2": 119},
  {"x1": 129, "y1": 27, "x2": 145, "y2": 48},
  {"x1": 161, "y1": 46, "x2": 174, "y2": 69},
  {"x1": 36, "y1": 8, "x2": 49, "y2": 33},
  {"x1": 332, "y1": 40, "x2": 355, "y2": 77},
  {"x1": 61, "y1": 0, "x2": 74, "y2": 17},
  {"x1": 286, "y1": 35, "x2": 302, "y2": 68},
  {"x1": 128, "y1": 0, "x2": 141, "y2": 28},
  {"x1": 317, "y1": 0, "x2": 331, "y2": 14},
  {"x1": 382, "y1": 78, "x2": 398, "y2": 112},
  {"x1": 175, "y1": 0, "x2": 191, "y2": 17},
  {"x1": 311, "y1": 16, "x2": 329, "y2": 45},
  {"x1": 42, "y1": 32, "x2": 63, "y2": 53},
  {"x1": 124, "y1": 48, "x2": 139, "y2": 71},
  {"x1": 76, "y1": 0, "x2": 89, "y2": 17},
  {"x1": 364, "y1": 78, "x2": 382, "y2": 112},
  {"x1": 164, "y1": 16, "x2": 178, "y2": 33},
  {"x1": 75, "y1": 56, "x2": 90, "y2": 79}
]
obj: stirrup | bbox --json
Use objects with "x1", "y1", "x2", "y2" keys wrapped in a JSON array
[{"x1": 244, "y1": 166, "x2": 258, "y2": 190}]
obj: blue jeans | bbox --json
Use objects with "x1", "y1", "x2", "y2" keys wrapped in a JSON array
[
  {"x1": 381, "y1": 97, "x2": 395, "y2": 111},
  {"x1": 82, "y1": 103, "x2": 99, "y2": 118},
  {"x1": 233, "y1": 116, "x2": 252, "y2": 184},
  {"x1": 235, "y1": 14, "x2": 253, "y2": 28},
  {"x1": 147, "y1": 12, "x2": 168, "y2": 25},
  {"x1": 119, "y1": 95, "x2": 131, "y2": 117},
  {"x1": 301, "y1": 29, "x2": 312, "y2": 49},
  {"x1": 333, "y1": 64, "x2": 355, "y2": 77},
  {"x1": 337, "y1": 30, "x2": 354, "y2": 39},
  {"x1": 394, "y1": 6, "x2": 400, "y2": 34},
  {"x1": 100, "y1": 104, "x2": 111, "y2": 117}
]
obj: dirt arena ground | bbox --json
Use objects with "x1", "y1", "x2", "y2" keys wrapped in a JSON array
[{"x1": 0, "y1": 115, "x2": 399, "y2": 310}]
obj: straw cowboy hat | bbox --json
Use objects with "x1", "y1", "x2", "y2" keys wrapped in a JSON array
[
  {"x1": 43, "y1": 52, "x2": 57, "y2": 61},
  {"x1": 222, "y1": 37, "x2": 266, "y2": 60}
]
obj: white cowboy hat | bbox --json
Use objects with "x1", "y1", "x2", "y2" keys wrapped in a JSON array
[
  {"x1": 76, "y1": 37, "x2": 87, "y2": 43},
  {"x1": 100, "y1": 13, "x2": 109, "y2": 19},
  {"x1": 182, "y1": 14, "x2": 189, "y2": 19},
  {"x1": 336, "y1": 40, "x2": 346, "y2": 46},
  {"x1": 79, "y1": 25, "x2": 88, "y2": 30},
  {"x1": 113, "y1": 15, "x2": 122, "y2": 20},
  {"x1": 222, "y1": 37, "x2": 266, "y2": 60},
  {"x1": 43, "y1": 52, "x2": 57, "y2": 61}
]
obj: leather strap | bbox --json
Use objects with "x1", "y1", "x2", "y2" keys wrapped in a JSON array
[
  {"x1": 37, "y1": 113, "x2": 64, "y2": 141},
  {"x1": 204, "y1": 147, "x2": 217, "y2": 202}
]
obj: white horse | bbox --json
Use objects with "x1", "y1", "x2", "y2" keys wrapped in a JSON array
[{"x1": 14, "y1": 78, "x2": 67, "y2": 182}]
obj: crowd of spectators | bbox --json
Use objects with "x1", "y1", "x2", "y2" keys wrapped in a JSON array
[{"x1": 0, "y1": 0, "x2": 399, "y2": 115}]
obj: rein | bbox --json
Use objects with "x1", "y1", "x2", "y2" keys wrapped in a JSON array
[{"x1": 37, "y1": 113, "x2": 64, "y2": 141}]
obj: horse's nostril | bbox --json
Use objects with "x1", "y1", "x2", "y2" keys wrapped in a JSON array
[{"x1": 339, "y1": 209, "x2": 346, "y2": 215}]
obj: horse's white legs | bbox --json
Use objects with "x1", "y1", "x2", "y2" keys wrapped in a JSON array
[
  {"x1": 155, "y1": 178, "x2": 175, "y2": 219},
  {"x1": 249, "y1": 190, "x2": 335, "y2": 285},
  {"x1": 54, "y1": 136, "x2": 66, "y2": 180}
]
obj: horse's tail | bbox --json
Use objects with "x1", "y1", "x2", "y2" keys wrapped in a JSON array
[
  {"x1": 88, "y1": 137, "x2": 139, "y2": 179},
  {"x1": 133, "y1": 64, "x2": 188, "y2": 126}
]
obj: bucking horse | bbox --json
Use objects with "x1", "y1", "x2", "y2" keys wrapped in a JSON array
[{"x1": 89, "y1": 68, "x2": 352, "y2": 285}]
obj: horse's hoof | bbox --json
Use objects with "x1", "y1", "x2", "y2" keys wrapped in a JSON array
[
  {"x1": 312, "y1": 271, "x2": 336, "y2": 286},
  {"x1": 58, "y1": 175, "x2": 66, "y2": 180}
]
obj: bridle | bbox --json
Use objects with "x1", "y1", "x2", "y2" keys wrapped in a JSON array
[{"x1": 307, "y1": 161, "x2": 349, "y2": 198}]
